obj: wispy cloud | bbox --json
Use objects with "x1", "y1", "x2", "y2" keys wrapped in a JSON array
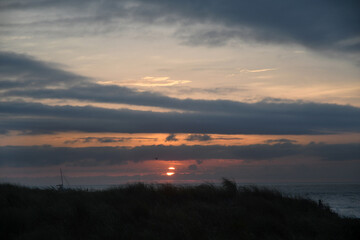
[
  {"x1": 64, "y1": 136, "x2": 157, "y2": 144},
  {"x1": 240, "y1": 68, "x2": 277, "y2": 73},
  {"x1": 264, "y1": 139, "x2": 298, "y2": 144},
  {"x1": 98, "y1": 76, "x2": 191, "y2": 87}
]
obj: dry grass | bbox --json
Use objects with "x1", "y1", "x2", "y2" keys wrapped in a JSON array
[{"x1": 1, "y1": 179, "x2": 359, "y2": 240}]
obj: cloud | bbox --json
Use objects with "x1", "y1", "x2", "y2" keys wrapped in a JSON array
[
  {"x1": 264, "y1": 139, "x2": 298, "y2": 144},
  {"x1": 1, "y1": 142, "x2": 359, "y2": 167},
  {"x1": 101, "y1": 76, "x2": 191, "y2": 87},
  {"x1": 188, "y1": 164, "x2": 198, "y2": 171},
  {"x1": 186, "y1": 134, "x2": 212, "y2": 141},
  {"x1": 63, "y1": 140, "x2": 79, "y2": 144},
  {"x1": 1, "y1": 1, "x2": 359, "y2": 52},
  {"x1": 240, "y1": 68, "x2": 277, "y2": 73},
  {"x1": 147, "y1": 0, "x2": 360, "y2": 52},
  {"x1": 0, "y1": 51, "x2": 88, "y2": 89},
  {"x1": 214, "y1": 137, "x2": 243, "y2": 141},
  {"x1": 1, "y1": 52, "x2": 360, "y2": 135},
  {"x1": 173, "y1": 86, "x2": 244, "y2": 95},
  {"x1": 196, "y1": 159, "x2": 203, "y2": 165},
  {"x1": 64, "y1": 137, "x2": 133, "y2": 144},
  {"x1": 2, "y1": 100, "x2": 360, "y2": 135},
  {"x1": 5, "y1": 161, "x2": 360, "y2": 185},
  {"x1": 165, "y1": 134, "x2": 178, "y2": 142},
  {"x1": 2, "y1": 51, "x2": 359, "y2": 115}
]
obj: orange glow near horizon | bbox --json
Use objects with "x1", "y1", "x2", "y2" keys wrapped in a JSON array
[
  {"x1": 1, "y1": 132, "x2": 359, "y2": 148},
  {"x1": 166, "y1": 172, "x2": 175, "y2": 176},
  {"x1": 168, "y1": 167, "x2": 175, "y2": 170}
]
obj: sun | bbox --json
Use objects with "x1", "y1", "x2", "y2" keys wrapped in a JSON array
[{"x1": 166, "y1": 166, "x2": 175, "y2": 176}]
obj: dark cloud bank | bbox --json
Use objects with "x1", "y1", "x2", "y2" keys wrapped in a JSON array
[
  {"x1": 1, "y1": 51, "x2": 360, "y2": 135},
  {"x1": 1, "y1": 142, "x2": 359, "y2": 168},
  {"x1": 0, "y1": 51, "x2": 87, "y2": 89},
  {"x1": 1, "y1": 0, "x2": 359, "y2": 52},
  {"x1": 186, "y1": 134, "x2": 212, "y2": 141},
  {"x1": 1, "y1": 100, "x2": 360, "y2": 135},
  {"x1": 64, "y1": 137, "x2": 157, "y2": 144},
  {"x1": 165, "y1": 134, "x2": 178, "y2": 142}
]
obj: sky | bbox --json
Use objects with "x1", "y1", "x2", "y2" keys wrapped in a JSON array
[{"x1": 0, "y1": 0, "x2": 360, "y2": 185}]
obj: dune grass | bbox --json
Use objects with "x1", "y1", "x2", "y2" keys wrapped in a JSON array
[{"x1": 1, "y1": 179, "x2": 359, "y2": 240}]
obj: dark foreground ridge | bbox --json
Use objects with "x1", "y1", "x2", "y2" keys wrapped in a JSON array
[{"x1": 1, "y1": 179, "x2": 359, "y2": 240}]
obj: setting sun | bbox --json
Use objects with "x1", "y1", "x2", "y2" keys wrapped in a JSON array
[
  {"x1": 166, "y1": 172, "x2": 175, "y2": 176},
  {"x1": 168, "y1": 167, "x2": 175, "y2": 170}
]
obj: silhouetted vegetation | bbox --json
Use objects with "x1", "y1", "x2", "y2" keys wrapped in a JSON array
[{"x1": 1, "y1": 179, "x2": 359, "y2": 240}]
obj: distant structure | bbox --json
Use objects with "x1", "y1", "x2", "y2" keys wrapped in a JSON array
[{"x1": 56, "y1": 168, "x2": 64, "y2": 190}]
